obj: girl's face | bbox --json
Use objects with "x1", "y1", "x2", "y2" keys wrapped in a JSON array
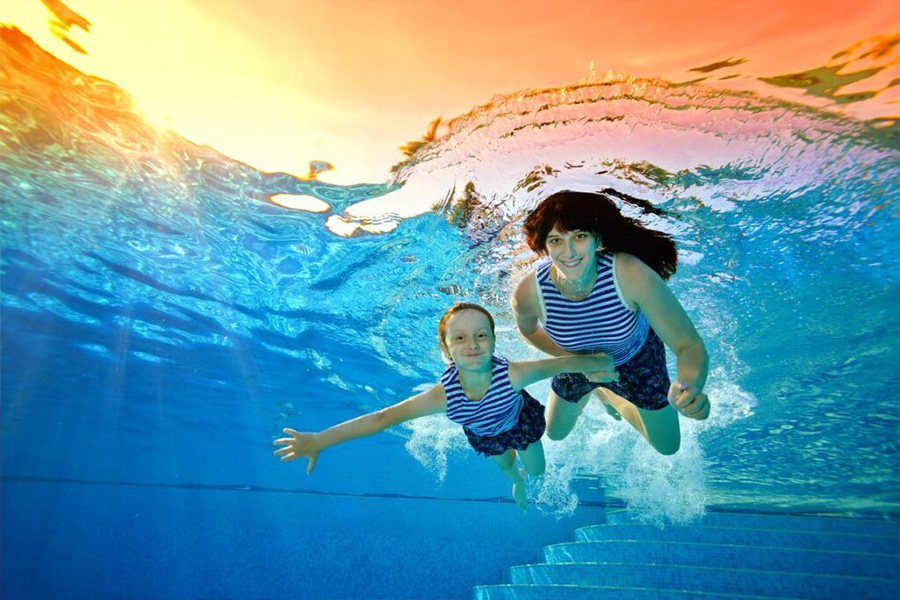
[
  {"x1": 441, "y1": 309, "x2": 495, "y2": 370},
  {"x1": 545, "y1": 225, "x2": 598, "y2": 279}
]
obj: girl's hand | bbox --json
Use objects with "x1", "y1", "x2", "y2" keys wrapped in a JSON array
[
  {"x1": 669, "y1": 380, "x2": 710, "y2": 420},
  {"x1": 273, "y1": 428, "x2": 321, "y2": 474},
  {"x1": 584, "y1": 353, "x2": 619, "y2": 383}
]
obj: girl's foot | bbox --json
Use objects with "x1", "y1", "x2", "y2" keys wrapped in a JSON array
[{"x1": 511, "y1": 468, "x2": 527, "y2": 511}]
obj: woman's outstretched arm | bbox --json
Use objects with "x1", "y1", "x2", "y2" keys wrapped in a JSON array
[
  {"x1": 616, "y1": 252, "x2": 710, "y2": 420},
  {"x1": 273, "y1": 383, "x2": 447, "y2": 473}
]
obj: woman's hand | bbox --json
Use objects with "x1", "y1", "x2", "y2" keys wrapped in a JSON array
[
  {"x1": 669, "y1": 381, "x2": 710, "y2": 420},
  {"x1": 583, "y1": 353, "x2": 619, "y2": 383},
  {"x1": 273, "y1": 428, "x2": 321, "y2": 474}
]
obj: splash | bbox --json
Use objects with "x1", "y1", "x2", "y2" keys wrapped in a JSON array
[{"x1": 402, "y1": 415, "x2": 469, "y2": 482}]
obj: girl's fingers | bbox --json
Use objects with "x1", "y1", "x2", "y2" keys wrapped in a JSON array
[
  {"x1": 587, "y1": 370, "x2": 618, "y2": 382},
  {"x1": 279, "y1": 453, "x2": 296, "y2": 462}
]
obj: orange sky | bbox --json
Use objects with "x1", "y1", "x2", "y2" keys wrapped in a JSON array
[{"x1": 1, "y1": 0, "x2": 897, "y2": 183}]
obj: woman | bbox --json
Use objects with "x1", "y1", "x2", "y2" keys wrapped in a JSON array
[
  {"x1": 274, "y1": 302, "x2": 616, "y2": 509},
  {"x1": 511, "y1": 190, "x2": 710, "y2": 455}
]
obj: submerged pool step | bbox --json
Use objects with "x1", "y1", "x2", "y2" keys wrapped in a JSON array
[
  {"x1": 509, "y1": 563, "x2": 899, "y2": 600},
  {"x1": 474, "y1": 583, "x2": 791, "y2": 600},
  {"x1": 575, "y1": 524, "x2": 900, "y2": 554},
  {"x1": 605, "y1": 510, "x2": 900, "y2": 537},
  {"x1": 473, "y1": 511, "x2": 900, "y2": 599},
  {"x1": 543, "y1": 540, "x2": 900, "y2": 579}
]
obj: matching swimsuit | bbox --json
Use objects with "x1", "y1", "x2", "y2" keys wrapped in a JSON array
[
  {"x1": 535, "y1": 252, "x2": 671, "y2": 411},
  {"x1": 438, "y1": 251, "x2": 669, "y2": 456},
  {"x1": 440, "y1": 356, "x2": 545, "y2": 456}
]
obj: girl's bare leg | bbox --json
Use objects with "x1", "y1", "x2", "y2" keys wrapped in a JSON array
[
  {"x1": 490, "y1": 449, "x2": 528, "y2": 510},
  {"x1": 516, "y1": 440, "x2": 546, "y2": 476}
]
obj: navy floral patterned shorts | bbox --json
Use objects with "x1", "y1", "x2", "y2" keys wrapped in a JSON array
[
  {"x1": 464, "y1": 390, "x2": 546, "y2": 457},
  {"x1": 551, "y1": 328, "x2": 671, "y2": 411}
]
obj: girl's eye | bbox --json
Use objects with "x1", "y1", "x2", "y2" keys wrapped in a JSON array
[{"x1": 477, "y1": 333, "x2": 487, "y2": 339}]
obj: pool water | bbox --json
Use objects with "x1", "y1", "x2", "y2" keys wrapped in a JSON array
[{"x1": 1, "y1": 12, "x2": 899, "y2": 600}]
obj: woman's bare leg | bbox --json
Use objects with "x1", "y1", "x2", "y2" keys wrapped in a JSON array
[
  {"x1": 595, "y1": 388, "x2": 681, "y2": 455},
  {"x1": 545, "y1": 390, "x2": 591, "y2": 441}
]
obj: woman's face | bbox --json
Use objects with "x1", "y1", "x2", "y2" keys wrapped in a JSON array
[{"x1": 545, "y1": 225, "x2": 598, "y2": 279}]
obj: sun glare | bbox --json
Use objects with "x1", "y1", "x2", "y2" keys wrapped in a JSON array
[{"x1": 0, "y1": 0, "x2": 357, "y2": 181}]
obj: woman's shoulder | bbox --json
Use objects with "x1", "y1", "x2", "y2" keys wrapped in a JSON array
[
  {"x1": 512, "y1": 267, "x2": 539, "y2": 304},
  {"x1": 613, "y1": 251, "x2": 651, "y2": 274},
  {"x1": 613, "y1": 252, "x2": 662, "y2": 305}
]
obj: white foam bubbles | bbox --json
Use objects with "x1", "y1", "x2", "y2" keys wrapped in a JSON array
[
  {"x1": 698, "y1": 366, "x2": 757, "y2": 431},
  {"x1": 402, "y1": 415, "x2": 469, "y2": 482},
  {"x1": 531, "y1": 400, "x2": 711, "y2": 524}
]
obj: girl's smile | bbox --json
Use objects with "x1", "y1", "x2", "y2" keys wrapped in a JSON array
[{"x1": 442, "y1": 309, "x2": 495, "y2": 369}]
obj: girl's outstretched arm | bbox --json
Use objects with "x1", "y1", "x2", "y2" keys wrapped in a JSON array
[
  {"x1": 508, "y1": 354, "x2": 618, "y2": 391},
  {"x1": 273, "y1": 383, "x2": 447, "y2": 474}
]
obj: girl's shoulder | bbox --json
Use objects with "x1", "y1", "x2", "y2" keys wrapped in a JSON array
[{"x1": 439, "y1": 362, "x2": 459, "y2": 385}]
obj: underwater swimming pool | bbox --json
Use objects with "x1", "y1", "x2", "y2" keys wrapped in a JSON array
[{"x1": 1, "y1": 2, "x2": 899, "y2": 599}]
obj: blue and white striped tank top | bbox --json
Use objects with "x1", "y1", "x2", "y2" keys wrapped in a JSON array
[
  {"x1": 439, "y1": 356, "x2": 523, "y2": 437},
  {"x1": 536, "y1": 252, "x2": 649, "y2": 365}
]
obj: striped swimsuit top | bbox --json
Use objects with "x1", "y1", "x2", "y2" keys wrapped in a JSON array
[
  {"x1": 440, "y1": 356, "x2": 523, "y2": 437},
  {"x1": 536, "y1": 252, "x2": 649, "y2": 366}
]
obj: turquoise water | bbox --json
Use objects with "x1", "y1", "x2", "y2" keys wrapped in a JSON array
[{"x1": 1, "y1": 24, "x2": 899, "y2": 600}]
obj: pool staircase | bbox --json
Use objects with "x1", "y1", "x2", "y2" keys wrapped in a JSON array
[{"x1": 474, "y1": 510, "x2": 900, "y2": 600}]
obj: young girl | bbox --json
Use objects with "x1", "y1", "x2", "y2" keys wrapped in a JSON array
[{"x1": 273, "y1": 302, "x2": 616, "y2": 510}]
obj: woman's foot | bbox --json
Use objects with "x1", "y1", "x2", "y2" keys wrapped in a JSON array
[
  {"x1": 511, "y1": 468, "x2": 528, "y2": 511},
  {"x1": 598, "y1": 394, "x2": 622, "y2": 420}
]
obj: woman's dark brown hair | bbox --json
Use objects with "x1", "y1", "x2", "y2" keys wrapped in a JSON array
[{"x1": 523, "y1": 189, "x2": 678, "y2": 280}]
